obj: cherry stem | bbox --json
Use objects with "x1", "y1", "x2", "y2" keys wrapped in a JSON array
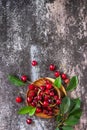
[{"x1": 27, "y1": 80, "x2": 32, "y2": 84}]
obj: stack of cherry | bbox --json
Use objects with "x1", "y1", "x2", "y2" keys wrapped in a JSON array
[{"x1": 27, "y1": 80, "x2": 61, "y2": 116}]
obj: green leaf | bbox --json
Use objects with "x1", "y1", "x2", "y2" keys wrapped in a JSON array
[
  {"x1": 62, "y1": 126, "x2": 73, "y2": 130},
  {"x1": 18, "y1": 106, "x2": 36, "y2": 116},
  {"x1": 54, "y1": 77, "x2": 62, "y2": 88},
  {"x1": 66, "y1": 76, "x2": 78, "y2": 91},
  {"x1": 8, "y1": 75, "x2": 26, "y2": 87},
  {"x1": 69, "y1": 108, "x2": 82, "y2": 118},
  {"x1": 56, "y1": 115, "x2": 62, "y2": 122},
  {"x1": 60, "y1": 96, "x2": 70, "y2": 114},
  {"x1": 55, "y1": 127, "x2": 59, "y2": 130},
  {"x1": 65, "y1": 115, "x2": 80, "y2": 126},
  {"x1": 29, "y1": 107, "x2": 36, "y2": 116},
  {"x1": 69, "y1": 98, "x2": 81, "y2": 114}
]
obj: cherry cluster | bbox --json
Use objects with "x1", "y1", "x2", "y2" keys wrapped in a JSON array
[{"x1": 27, "y1": 80, "x2": 61, "y2": 116}]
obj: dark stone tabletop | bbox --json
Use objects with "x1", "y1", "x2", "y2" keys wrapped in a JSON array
[{"x1": 0, "y1": 0, "x2": 87, "y2": 130}]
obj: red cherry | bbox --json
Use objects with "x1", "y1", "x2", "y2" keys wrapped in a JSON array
[
  {"x1": 45, "y1": 90, "x2": 50, "y2": 95},
  {"x1": 50, "y1": 92, "x2": 54, "y2": 96},
  {"x1": 49, "y1": 64, "x2": 56, "y2": 71},
  {"x1": 28, "y1": 84, "x2": 35, "y2": 90},
  {"x1": 43, "y1": 101, "x2": 49, "y2": 107},
  {"x1": 27, "y1": 97, "x2": 33, "y2": 103},
  {"x1": 40, "y1": 86, "x2": 46, "y2": 91},
  {"x1": 54, "y1": 71, "x2": 60, "y2": 77},
  {"x1": 26, "y1": 118, "x2": 32, "y2": 124},
  {"x1": 47, "y1": 107, "x2": 52, "y2": 111},
  {"x1": 61, "y1": 73, "x2": 67, "y2": 80},
  {"x1": 16, "y1": 97, "x2": 23, "y2": 103},
  {"x1": 44, "y1": 95, "x2": 49, "y2": 100},
  {"x1": 48, "y1": 111, "x2": 53, "y2": 116},
  {"x1": 43, "y1": 109, "x2": 48, "y2": 114},
  {"x1": 36, "y1": 107, "x2": 42, "y2": 113},
  {"x1": 46, "y1": 83, "x2": 52, "y2": 89},
  {"x1": 29, "y1": 91, "x2": 36, "y2": 97},
  {"x1": 32, "y1": 60, "x2": 38, "y2": 66},
  {"x1": 54, "y1": 95, "x2": 59, "y2": 100},
  {"x1": 37, "y1": 95, "x2": 42, "y2": 100},
  {"x1": 31, "y1": 102, "x2": 36, "y2": 107},
  {"x1": 64, "y1": 79, "x2": 70, "y2": 84},
  {"x1": 56, "y1": 99, "x2": 61, "y2": 105},
  {"x1": 21, "y1": 75, "x2": 27, "y2": 82}
]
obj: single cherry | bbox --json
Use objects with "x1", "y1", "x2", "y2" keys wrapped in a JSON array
[
  {"x1": 28, "y1": 84, "x2": 35, "y2": 90},
  {"x1": 64, "y1": 79, "x2": 70, "y2": 84},
  {"x1": 50, "y1": 92, "x2": 54, "y2": 96},
  {"x1": 56, "y1": 99, "x2": 61, "y2": 105},
  {"x1": 21, "y1": 75, "x2": 27, "y2": 82},
  {"x1": 49, "y1": 64, "x2": 56, "y2": 71},
  {"x1": 45, "y1": 90, "x2": 50, "y2": 95},
  {"x1": 40, "y1": 86, "x2": 46, "y2": 91},
  {"x1": 36, "y1": 107, "x2": 42, "y2": 113},
  {"x1": 61, "y1": 73, "x2": 67, "y2": 80},
  {"x1": 32, "y1": 60, "x2": 38, "y2": 66},
  {"x1": 43, "y1": 101, "x2": 49, "y2": 107},
  {"x1": 37, "y1": 95, "x2": 42, "y2": 100},
  {"x1": 48, "y1": 111, "x2": 53, "y2": 116},
  {"x1": 46, "y1": 83, "x2": 52, "y2": 89},
  {"x1": 54, "y1": 71, "x2": 60, "y2": 77},
  {"x1": 29, "y1": 91, "x2": 36, "y2": 97},
  {"x1": 43, "y1": 109, "x2": 48, "y2": 114},
  {"x1": 16, "y1": 96, "x2": 23, "y2": 103},
  {"x1": 27, "y1": 97, "x2": 33, "y2": 103},
  {"x1": 44, "y1": 95, "x2": 49, "y2": 100},
  {"x1": 31, "y1": 102, "x2": 36, "y2": 107},
  {"x1": 54, "y1": 95, "x2": 59, "y2": 100},
  {"x1": 26, "y1": 118, "x2": 32, "y2": 124}
]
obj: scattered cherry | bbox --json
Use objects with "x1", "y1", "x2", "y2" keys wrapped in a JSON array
[
  {"x1": 64, "y1": 79, "x2": 70, "y2": 84},
  {"x1": 21, "y1": 75, "x2": 27, "y2": 82},
  {"x1": 54, "y1": 71, "x2": 60, "y2": 77},
  {"x1": 26, "y1": 118, "x2": 32, "y2": 124},
  {"x1": 32, "y1": 60, "x2": 38, "y2": 66},
  {"x1": 54, "y1": 95, "x2": 59, "y2": 100},
  {"x1": 49, "y1": 64, "x2": 56, "y2": 71},
  {"x1": 61, "y1": 73, "x2": 67, "y2": 80},
  {"x1": 16, "y1": 96, "x2": 23, "y2": 103}
]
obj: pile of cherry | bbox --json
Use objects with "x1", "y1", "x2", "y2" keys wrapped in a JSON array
[
  {"x1": 15, "y1": 61, "x2": 69, "y2": 124},
  {"x1": 27, "y1": 80, "x2": 61, "y2": 115}
]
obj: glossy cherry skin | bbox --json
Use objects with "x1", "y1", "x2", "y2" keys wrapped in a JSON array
[
  {"x1": 61, "y1": 73, "x2": 67, "y2": 80},
  {"x1": 49, "y1": 64, "x2": 56, "y2": 71},
  {"x1": 32, "y1": 60, "x2": 38, "y2": 66},
  {"x1": 46, "y1": 83, "x2": 52, "y2": 89},
  {"x1": 54, "y1": 71, "x2": 60, "y2": 77},
  {"x1": 64, "y1": 79, "x2": 70, "y2": 84},
  {"x1": 21, "y1": 75, "x2": 27, "y2": 82},
  {"x1": 26, "y1": 118, "x2": 32, "y2": 124},
  {"x1": 36, "y1": 107, "x2": 42, "y2": 113},
  {"x1": 28, "y1": 84, "x2": 35, "y2": 90},
  {"x1": 27, "y1": 97, "x2": 33, "y2": 103},
  {"x1": 56, "y1": 99, "x2": 61, "y2": 105},
  {"x1": 16, "y1": 97, "x2": 23, "y2": 103},
  {"x1": 43, "y1": 101, "x2": 49, "y2": 107}
]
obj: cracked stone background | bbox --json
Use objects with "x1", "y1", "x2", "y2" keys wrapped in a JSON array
[{"x1": 0, "y1": 0, "x2": 87, "y2": 130}]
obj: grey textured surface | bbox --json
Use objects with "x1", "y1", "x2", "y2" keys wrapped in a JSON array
[{"x1": 0, "y1": 0, "x2": 87, "y2": 130}]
